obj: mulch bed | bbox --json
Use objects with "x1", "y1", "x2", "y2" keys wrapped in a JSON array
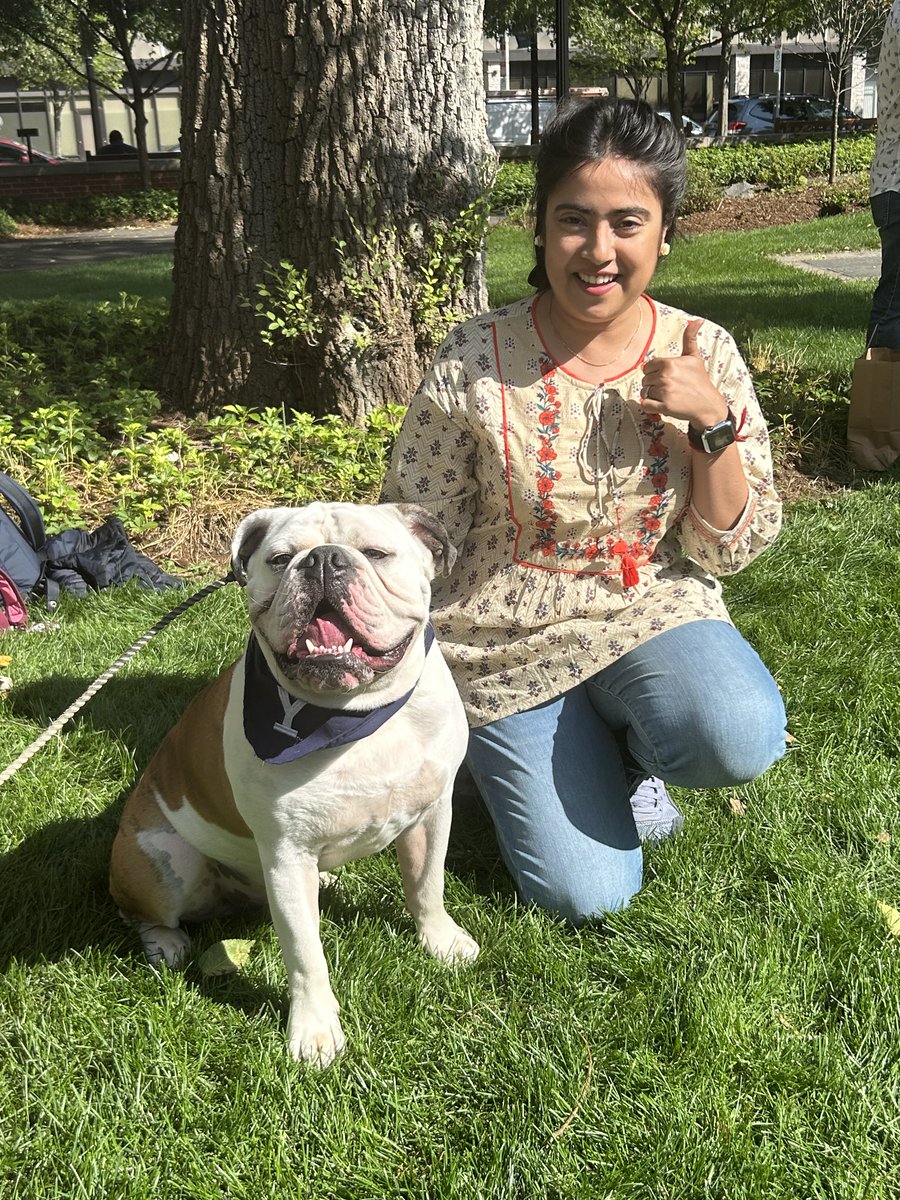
[{"x1": 679, "y1": 181, "x2": 864, "y2": 235}]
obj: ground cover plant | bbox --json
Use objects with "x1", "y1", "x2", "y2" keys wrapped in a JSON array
[{"x1": 3, "y1": 205, "x2": 900, "y2": 1198}]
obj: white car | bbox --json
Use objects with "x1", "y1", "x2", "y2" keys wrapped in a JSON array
[{"x1": 657, "y1": 110, "x2": 704, "y2": 136}]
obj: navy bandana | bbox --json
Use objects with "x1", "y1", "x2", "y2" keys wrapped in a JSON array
[{"x1": 243, "y1": 625, "x2": 435, "y2": 764}]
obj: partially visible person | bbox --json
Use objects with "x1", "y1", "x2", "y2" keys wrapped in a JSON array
[
  {"x1": 97, "y1": 129, "x2": 137, "y2": 157},
  {"x1": 382, "y1": 97, "x2": 787, "y2": 925},
  {"x1": 868, "y1": 0, "x2": 900, "y2": 348}
]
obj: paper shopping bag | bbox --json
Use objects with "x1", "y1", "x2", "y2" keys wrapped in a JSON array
[{"x1": 847, "y1": 347, "x2": 900, "y2": 471}]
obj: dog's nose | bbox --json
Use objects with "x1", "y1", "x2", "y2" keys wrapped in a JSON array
[{"x1": 296, "y1": 545, "x2": 353, "y2": 582}]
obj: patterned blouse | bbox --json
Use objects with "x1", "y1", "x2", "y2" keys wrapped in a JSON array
[
  {"x1": 872, "y1": 0, "x2": 900, "y2": 197},
  {"x1": 382, "y1": 295, "x2": 781, "y2": 728}
]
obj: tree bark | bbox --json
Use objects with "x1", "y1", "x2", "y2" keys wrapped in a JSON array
[
  {"x1": 716, "y1": 33, "x2": 733, "y2": 139},
  {"x1": 162, "y1": 0, "x2": 493, "y2": 424}
]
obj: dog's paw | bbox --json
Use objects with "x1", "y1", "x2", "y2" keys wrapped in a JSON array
[
  {"x1": 418, "y1": 917, "x2": 480, "y2": 965},
  {"x1": 287, "y1": 1004, "x2": 346, "y2": 1068},
  {"x1": 134, "y1": 921, "x2": 191, "y2": 970}
]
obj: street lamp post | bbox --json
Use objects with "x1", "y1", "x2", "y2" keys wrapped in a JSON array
[{"x1": 556, "y1": 0, "x2": 569, "y2": 105}]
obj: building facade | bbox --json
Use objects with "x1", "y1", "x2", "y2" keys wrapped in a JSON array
[{"x1": 0, "y1": 31, "x2": 881, "y2": 161}]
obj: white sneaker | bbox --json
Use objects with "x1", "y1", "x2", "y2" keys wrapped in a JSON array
[{"x1": 630, "y1": 776, "x2": 684, "y2": 843}]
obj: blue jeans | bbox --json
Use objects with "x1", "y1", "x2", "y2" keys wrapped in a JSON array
[
  {"x1": 465, "y1": 620, "x2": 787, "y2": 924},
  {"x1": 868, "y1": 191, "x2": 900, "y2": 349}
]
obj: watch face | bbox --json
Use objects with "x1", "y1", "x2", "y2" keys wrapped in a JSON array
[{"x1": 702, "y1": 420, "x2": 737, "y2": 453}]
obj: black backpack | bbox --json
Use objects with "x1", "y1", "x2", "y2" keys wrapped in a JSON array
[
  {"x1": 0, "y1": 472, "x2": 185, "y2": 632},
  {"x1": 0, "y1": 471, "x2": 57, "y2": 629}
]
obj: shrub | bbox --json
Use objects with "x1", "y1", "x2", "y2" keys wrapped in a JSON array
[
  {"x1": 748, "y1": 346, "x2": 850, "y2": 482},
  {"x1": 3, "y1": 189, "x2": 178, "y2": 228},
  {"x1": 761, "y1": 157, "x2": 808, "y2": 191},
  {"x1": 819, "y1": 172, "x2": 870, "y2": 216},
  {"x1": 0, "y1": 207, "x2": 17, "y2": 237},
  {"x1": 491, "y1": 161, "x2": 535, "y2": 212},
  {"x1": 680, "y1": 163, "x2": 721, "y2": 215},
  {"x1": 687, "y1": 134, "x2": 875, "y2": 191}
]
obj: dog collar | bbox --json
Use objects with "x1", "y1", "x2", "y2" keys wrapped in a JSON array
[{"x1": 243, "y1": 624, "x2": 435, "y2": 764}]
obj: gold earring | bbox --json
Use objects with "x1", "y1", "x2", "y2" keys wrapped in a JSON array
[
  {"x1": 658, "y1": 243, "x2": 670, "y2": 257},
  {"x1": 534, "y1": 236, "x2": 544, "y2": 247}
]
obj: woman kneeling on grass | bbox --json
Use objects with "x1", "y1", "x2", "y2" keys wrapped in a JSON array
[{"x1": 382, "y1": 97, "x2": 787, "y2": 923}]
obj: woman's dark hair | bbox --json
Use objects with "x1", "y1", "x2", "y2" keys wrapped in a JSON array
[{"x1": 528, "y1": 97, "x2": 687, "y2": 290}]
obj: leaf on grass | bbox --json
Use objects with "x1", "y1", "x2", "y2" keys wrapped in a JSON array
[
  {"x1": 198, "y1": 938, "x2": 255, "y2": 976},
  {"x1": 875, "y1": 831, "x2": 891, "y2": 845},
  {"x1": 877, "y1": 902, "x2": 900, "y2": 938},
  {"x1": 550, "y1": 1031, "x2": 593, "y2": 1141},
  {"x1": 775, "y1": 1012, "x2": 814, "y2": 1040},
  {"x1": 0, "y1": 656, "x2": 11, "y2": 666},
  {"x1": 729, "y1": 794, "x2": 746, "y2": 816}
]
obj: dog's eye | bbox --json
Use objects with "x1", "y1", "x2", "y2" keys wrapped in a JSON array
[
  {"x1": 268, "y1": 553, "x2": 292, "y2": 571},
  {"x1": 361, "y1": 548, "x2": 391, "y2": 561}
]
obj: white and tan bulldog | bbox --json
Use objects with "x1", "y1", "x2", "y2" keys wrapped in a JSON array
[{"x1": 110, "y1": 502, "x2": 478, "y2": 1066}]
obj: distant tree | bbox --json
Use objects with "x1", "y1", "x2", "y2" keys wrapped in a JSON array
[
  {"x1": 704, "y1": 0, "x2": 788, "y2": 137},
  {"x1": 0, "y1": 26, "x2": 119, "y2": 156},
  {"x1": 0, "y1": 0, "x2": 180, "y2": 186},
  {"x1": 616, "y1": 0, "x2": 717, "y2": 127},
  {"x1": 571, "y1": 7, "x2": 667, "y2": 101},
  {"x1": 162, "y1": 0, "x2": 493, "y2": 423},
  {"x1": 794, "y1": 0, "x2": 889, "y2": 181}
]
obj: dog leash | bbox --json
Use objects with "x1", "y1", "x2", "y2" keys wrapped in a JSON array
[{"x1": 0, "y1": 573, "x2": 236, "y2": 789}]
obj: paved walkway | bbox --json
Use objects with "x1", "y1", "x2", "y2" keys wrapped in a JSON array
[
  {"x1": 775, "y1": 249, "x2": 880, "y2": 280},
  {"x1": 0, "y1": 225, "x2": 175, "y2": 273},
  {"x1": 0, "y1": 226, "x2": 881, "y2": 280}
]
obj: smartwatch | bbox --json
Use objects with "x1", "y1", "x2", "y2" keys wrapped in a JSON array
[{"x1": 687, "y1": 413, "x2": 737, "y2": 454}]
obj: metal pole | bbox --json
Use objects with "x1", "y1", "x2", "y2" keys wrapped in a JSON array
[
  {"x1": 555, "y1": 0, "x2": 569, "y2": 105},
  {"x1": 530, "y1": 16, "x2": 541, "y2": 143}
]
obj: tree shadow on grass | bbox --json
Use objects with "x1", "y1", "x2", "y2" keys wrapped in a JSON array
[
  {"x1": 4, "y1": 669, "x2": 213, "y2": 763},
  {"x1": 655, "y1": 273, "x2": 871, "y2": 348}
]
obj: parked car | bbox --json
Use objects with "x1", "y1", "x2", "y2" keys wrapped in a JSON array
[
  {"x1": 657, "y1": 110, "x2": 704, "y2": 136},
  {"x1": 703, "y1": 94, "x2": 861, "y2": 136},
  {"x1": 0, "y1": 137, "x2": 63, "y2": 165}
]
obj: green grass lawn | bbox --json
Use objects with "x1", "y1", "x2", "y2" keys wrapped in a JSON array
[
  {"x1": 0, "y1": 251, "x2": 175, "y2": 305},
  {"x1": 3, "y1": 212, "x2": 900, "y2": 1198},
  {"x1": 4, "y1": 486, "x2": 900, "y2": 1197}
]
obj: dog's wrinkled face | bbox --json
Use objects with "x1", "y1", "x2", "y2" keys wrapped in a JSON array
[{"x1": 231, "y1": 502, "x2": 455, "y2": 698}]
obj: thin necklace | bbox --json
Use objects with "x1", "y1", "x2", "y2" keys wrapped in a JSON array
[{"x1": 548, "y1": 297, "x2": 644, "y2": 370}]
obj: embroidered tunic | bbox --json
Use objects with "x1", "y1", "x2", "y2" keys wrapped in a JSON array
[{"x1": 382, "y1": 295, "x2": 781, "y2": 728}]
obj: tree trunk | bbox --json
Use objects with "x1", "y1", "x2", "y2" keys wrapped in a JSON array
[
  {"x1": 716, "y1": 33, "x2": 732, "y2": 138},
  {"x1": 663, "y1": 28, "x2": 683, "y2": 129},
  {"x1": 828, "y1": 54, "x2": 845, "y2": 185},
  {"x1": 126, "y1": 80, "x2": 152, "y2": 190},
  {"x1": 162, "y1": 0, "x2": 493, "y2": 424},
  {"x1": 115, "y1": 21, "x2": 153, "y2": 191},
  {"x1": 530, "y1": 16, "x2": 541, "y2": 145}
]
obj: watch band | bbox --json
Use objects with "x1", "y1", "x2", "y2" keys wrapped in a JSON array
[{"x1": 687, "y1": 413, "x2": 737, "y2": 454}]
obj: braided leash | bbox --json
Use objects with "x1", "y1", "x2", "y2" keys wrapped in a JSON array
[{"x1": 0, "y1": 574, "x2": 235, "y2": 789}]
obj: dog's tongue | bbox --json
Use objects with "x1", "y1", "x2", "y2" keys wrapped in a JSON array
[{"x1": 306, "y1": 616, "x2": 349, "y2": 647}]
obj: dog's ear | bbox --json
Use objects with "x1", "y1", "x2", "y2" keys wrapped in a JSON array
[
  {"x1": 231, "y1": 510, "x2": 277, "y2": 584},
  {"x1": 391, "y1": 504, "x2": 458, "y2": 576}
]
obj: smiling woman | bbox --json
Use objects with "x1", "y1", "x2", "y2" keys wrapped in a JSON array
[{"x1": 382, "y1": 96, "x2": 788, "y2": 924}]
